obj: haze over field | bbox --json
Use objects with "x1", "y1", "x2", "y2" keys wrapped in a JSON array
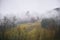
[{"x1": 0, "y1": 0, "x2": 60, "y2": 40}]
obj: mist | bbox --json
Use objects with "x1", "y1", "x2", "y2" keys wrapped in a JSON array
[
  {"x1": 0, "y1": 0, "x2": 60, "y2": 40},
  {"x1": 0, "y1": 0, "x2": 60, "y2": 18}
]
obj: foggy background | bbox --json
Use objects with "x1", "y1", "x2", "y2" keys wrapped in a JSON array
[{"x1": 0, "y1": 0, "x2": 60, "y2": 18}]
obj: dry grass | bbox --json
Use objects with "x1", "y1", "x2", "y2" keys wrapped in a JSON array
[{"x1": 2, "y1": 21, "x2": 57, "y2": 40}]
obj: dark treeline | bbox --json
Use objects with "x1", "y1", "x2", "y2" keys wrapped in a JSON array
[
  {"x1": 41, "y1": 18, "x2": 60, "y2": 40},
  {"x1": 0, "y1": 16, "x2": 17, "y2": 40}
]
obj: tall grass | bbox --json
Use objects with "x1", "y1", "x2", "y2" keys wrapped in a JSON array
[{"x1": 0, "y1": 22, "x2": 60, "y2": 40}]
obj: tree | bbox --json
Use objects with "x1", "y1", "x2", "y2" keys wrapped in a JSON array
[
  {"x1": 12, "y1": 16, "x2": 17, "y2": 27},
  {"x1": 41, "y1": 18, "x2": 56, "y2": 30}
]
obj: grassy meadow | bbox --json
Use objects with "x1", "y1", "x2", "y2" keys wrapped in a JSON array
[{"x1": 0, "y1": 21, "x2": 59, "y2": 40}]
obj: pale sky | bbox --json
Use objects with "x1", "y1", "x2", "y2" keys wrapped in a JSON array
[{"x1": 0, "y1": 0, "x2": 60, "y2": 17}]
